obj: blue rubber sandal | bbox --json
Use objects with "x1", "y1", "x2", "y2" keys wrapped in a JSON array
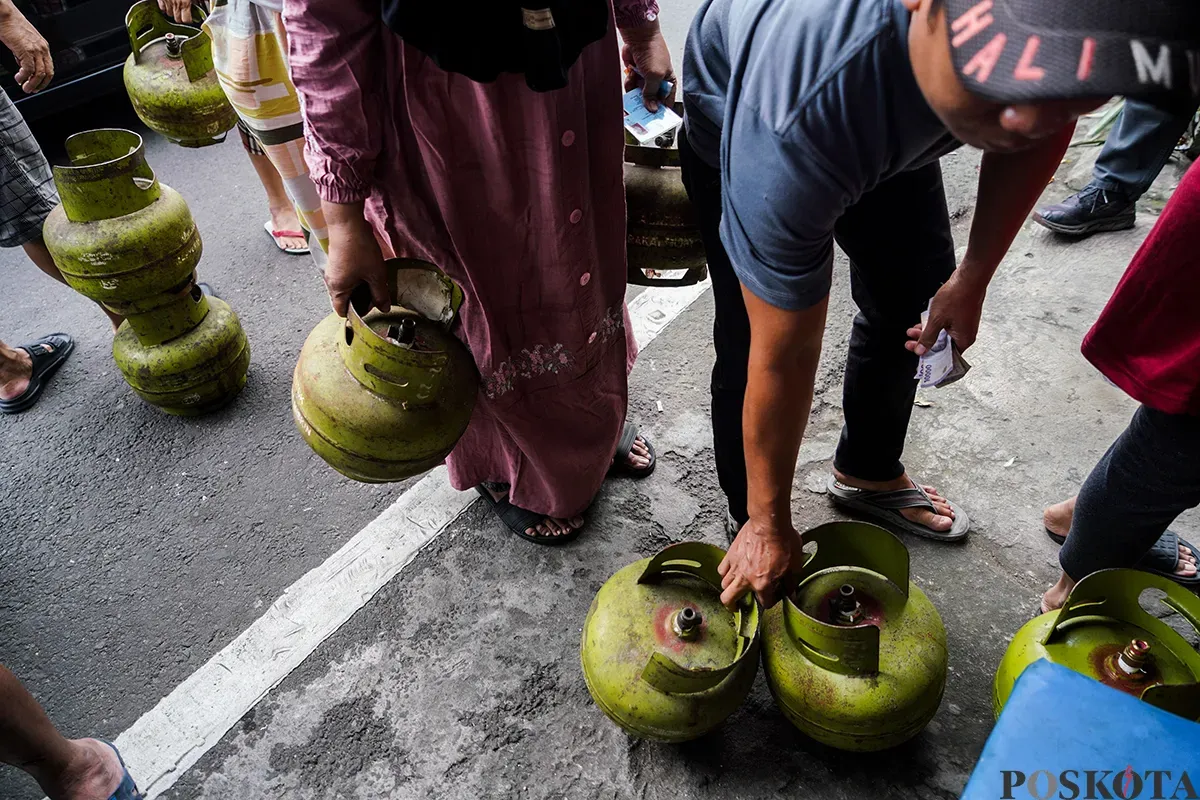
[{"x1": 102, "y1": 741, "x2": 144, "y2": 800}]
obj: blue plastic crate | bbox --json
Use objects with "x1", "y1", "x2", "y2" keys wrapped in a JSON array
[{"x1": 962, "y1": 661, "x2": 1200, "y2": 799}]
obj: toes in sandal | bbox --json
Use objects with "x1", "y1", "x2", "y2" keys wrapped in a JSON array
[
  {"x1": 475, "y1": 486, "x2": 583, "y2": 546},
  {"x1": 1131, "y1": 529, "x2": 1200, "y2": 586},
  {"x1": 1045, "y1": 527, "x2": 1200, "y2": 585},
  {"x1": 609, "y1": 421, "x2": 656, "y2": 478},
  {"x1": 103, "y1": 741, "x2": 145, "y2": 800},
  {"x1": 264, "y1": 220, "x2": 311, "y2": 255},
  {"x1": 826, "y1": 475, "x2": 970, "y2": 542},
  {"x1": 0, "y1": 333, "x2": 74, "y2": 415}
]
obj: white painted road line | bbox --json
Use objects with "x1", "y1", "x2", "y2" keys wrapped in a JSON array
[{"x1": 113, "y1": 279, "x2": 712, "y2": 799}]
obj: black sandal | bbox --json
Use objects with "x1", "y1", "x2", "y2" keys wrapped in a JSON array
[
  {"x1": 1047, "y1": 527, "x2": 1200, "y2": 586},
  {"x1": 0, "y1": 333, "x2": 74, "y2": 415},
  {"x1": 475, "y1": 486, "x2": 583, "y2": 545},
  {"x1": 609, "y1": 421, "x2": 656, "y2": 478}
]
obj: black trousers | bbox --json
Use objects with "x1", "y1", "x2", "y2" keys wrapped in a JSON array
[
  {"x1": 678, "y1": 128, "x2": 957, "y2": 525},
  {"x1": 1060, "y1": 406, "x2": 1200, "y2": 579}
]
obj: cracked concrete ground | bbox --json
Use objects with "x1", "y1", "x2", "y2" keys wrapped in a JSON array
[
  {"x1": 3, "y1": 6, "x2": 1198, "y2": 796},
  {"x1": 157, "y1": 141, "x2": 1197, "y2": 799}
]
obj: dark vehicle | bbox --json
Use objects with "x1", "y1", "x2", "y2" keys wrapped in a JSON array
[{"x1": 0, "y1": 0, "x2": 132, "y2": 121}]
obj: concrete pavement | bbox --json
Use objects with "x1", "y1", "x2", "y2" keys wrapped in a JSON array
[{"x1": 2, "y1": 9, "x2": 1198, "y2": 800}]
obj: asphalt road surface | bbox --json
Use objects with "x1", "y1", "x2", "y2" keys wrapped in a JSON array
[{"x1": 3, "y1": 7, "x2": 1198, "y2": 800}]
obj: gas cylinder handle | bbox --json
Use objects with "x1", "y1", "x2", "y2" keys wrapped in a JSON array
[
  {"x1": 778, "y1": 522, "x2": 911, "y2": 677},
  {"x1": 55, "y1": 129, "x2": 162, "y2": 223},
  {"x1": 126, "y1": 0, "x2": 209, "y2": 66},
  {"x1": 798, "y1": 521, "x2": 910, "y2": 594},
  {"x1": 180, "y1": 26, "x2": 216, "y2": 84},
  {"x1": 1044, "y1": 569, "x2": 1200, "y2": 665},
  {"x1": 636, "y1": 542, "x2": 761, "y2": 695},
  {"x1": 383, "y1": 259, "x2": 464, "y2": 329}
]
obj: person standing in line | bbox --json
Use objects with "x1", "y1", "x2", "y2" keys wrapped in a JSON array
[
  {"x1": 1034, "y1": 100, "x2": 1198, "y2": 237},
  {"x1": 283, "y1": 0, "x2": 666, "y2": 541},
  {"x1": 680, "y1": 0, "x2": 1199, "y2": 606},
  {"x1": 0, "y1": 664, "x2": 142, "y2": 799},
  {"x1": 1039, "y1": 161, "x2": 1200, "y2": 612},
  {"x1": 0, "y1": 0, "x2": 123, "y2": 414},
  {"x1": 157, "y1": 0, "x2": 325, "y2": 259}
]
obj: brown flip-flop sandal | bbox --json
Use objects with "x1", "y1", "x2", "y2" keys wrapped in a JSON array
[{"x1": 826, "y1": 475, "x2": 970, "y2": 542}]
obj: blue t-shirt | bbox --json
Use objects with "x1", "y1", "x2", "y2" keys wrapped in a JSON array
[{"x1": 683, "y1": 0, "x2": 960, "y2": 311}]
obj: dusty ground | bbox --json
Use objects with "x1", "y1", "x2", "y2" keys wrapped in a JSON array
[
  {"x1": 2, "y1": 12, "x2": 1197, "y2": 800},
  {"x1": 162, "y1": 139, "x2": 1195, "y2": 799}
]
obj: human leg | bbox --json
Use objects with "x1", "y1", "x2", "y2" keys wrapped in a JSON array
[
  {"x1": 1044, "y1": 407, "x2": 1200, "y2": 610},
  {"x1": 1092, "y1": 99, "x2": 1195, "y2": 200},
  {"x1": 1034, "y1": 100, "x2": 1195, "y2": 236},
  {"x1": 21, "y1": 237, "x2": 122, "y2": 330},
  {"x1": 0, "y1": 665, "x2": 131, "y2": 800},
  {"x1": 679, "y1": 126, "x2": 751, "y2": 528},
  {"x1": 238, "y1": 123, "x2": 307, "y2": 253},
  {"x1": 829, "y1": 162, "x2": 960, "y2": 535},
  {"x1": 0, "y1": 93, "x2": 119, "y2": 330}
]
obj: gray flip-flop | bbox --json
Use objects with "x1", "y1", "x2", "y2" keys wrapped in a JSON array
[
  {"x1": 826, "y1": 475, "x2": 970, "y2": 542},
  {"x1": 1047, "y1": 527, "x2": 1200, "y2": 586}
]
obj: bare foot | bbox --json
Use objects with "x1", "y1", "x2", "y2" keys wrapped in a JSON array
[
  {"x1": 832, "y1": 468, "x2": 956, "y2": 534},
  {"x1": 1041, "y1": 572, "x2": 1074, "y2": 615},
  {"x1": 0, "y1": 346, "x2": 33, "y2": 401},
  {"x1": 268, "y1": 206, "x2": 307, "y2": 252},
  {"x1": 484, "y1": 486, "x2": 583, "y2": 539},
  {"x1": 49, "y1": 739, "x2": 125, "y2": 800},
  {"x1": 1043, "y1": 496, "x2": 1076, "y2": 539},
  {"x1": 1043, "y1": 547, "x2": 1198, "y2": 614}
]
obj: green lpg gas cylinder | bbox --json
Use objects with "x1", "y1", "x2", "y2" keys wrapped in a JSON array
[
  {"x1": 762, "y1": 522, "x2": 948, "y2": 751},
  {"x1": 292, "y1": 261, "x2": 479, "y2": 483},
  {"x1": 624, "y1": 115, "x2": 707, "y2": 289},
  {"x1": 581, "y1": 542, "x2": 761, "y2": 742},
  {"x1": 112, "y1": 291, "x2": 250, "y2": 415},
  {"x1": 123, "y1": 0, "x2": 235, "y2": 147},
  {"x1": 994, "y1": 570, "x2": 1200, "y2": 721},
  {"x1": 42, "y1": 128, "x2": 203, "y2": 342}
]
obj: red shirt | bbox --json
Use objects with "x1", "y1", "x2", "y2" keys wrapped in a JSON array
[{"x1": 1083, "y1": 162, "x2": 1200, "y2": 416}]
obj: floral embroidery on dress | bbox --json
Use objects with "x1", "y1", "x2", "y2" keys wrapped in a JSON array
[
  {"x1": 597, "y1": 304, "x2": 625, "y2": 345},
  {"x1": 483, "y1": 303, "x2": 626, "y2": 399},
  {"x1": 485, "y1": 343, "x2": 576, "y2": 399}
]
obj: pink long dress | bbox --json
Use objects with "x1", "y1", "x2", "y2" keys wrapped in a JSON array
[{"x1": 284, "y1": 0, "x2": 658, "y2": 518}]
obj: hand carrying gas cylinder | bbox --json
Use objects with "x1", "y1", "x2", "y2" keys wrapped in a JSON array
[
  {"x1": 995, "y1": 569, "x2": 1200, "y2": 722},
  {"x1": 762, "y1": 521, "x2": 948, "y2": 751},
  {"x1": 292, "y1": 261, "x2": 480, "y2": 482},
  {"x1": 123, "y1": 0, "x2": 236, "y2": 147},
  {"x1": 580, "y1": 542, "x2": 761, "y2": 742}
]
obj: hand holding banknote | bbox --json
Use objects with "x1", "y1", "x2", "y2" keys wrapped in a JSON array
[{"x1": 906, "y1": 272, "x2": 986, "y2": 388}]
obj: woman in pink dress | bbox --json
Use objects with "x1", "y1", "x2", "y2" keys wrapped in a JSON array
[{"x1": 284, "y1": 0, "x2": 674, "y2": 542}]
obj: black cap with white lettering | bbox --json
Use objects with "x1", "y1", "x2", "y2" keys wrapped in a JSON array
[{"x1": 944, "y1": 0, "x2": 1200, "y2": 104}]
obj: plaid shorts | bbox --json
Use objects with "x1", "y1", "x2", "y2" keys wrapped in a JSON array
[
  {"x1": 0, "y1": 92, "x2": 57, "y2": 248},
  {"x1": 236, "y1": 117, "x2": 266, "y2": 157}
]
